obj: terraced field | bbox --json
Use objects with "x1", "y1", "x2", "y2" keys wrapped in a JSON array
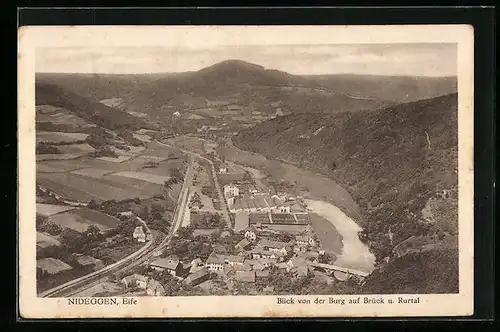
[
  {"x1": 36, "y1": 131, "x2": 89, "y2": 144},
  {"x1": 37, "y1": 172, "x2": 162, "y2": 202},
  {"x1": 36, "y1": 203, "x2": 76, "y2": 216}
]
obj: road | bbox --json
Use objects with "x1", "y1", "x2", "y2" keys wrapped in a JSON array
[
  {"x1": 155, "y1": 140, "x2": 232, "y2": 229},
  {"x1": 40, "y1": 157, "x2": 194, "y2": 298}
]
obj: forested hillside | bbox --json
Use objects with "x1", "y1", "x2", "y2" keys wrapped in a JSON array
[
  {"x1": 36, "y1": 82, "x2": 156, "y2": 131},
  {"x1": 234, "y1": 93, "x2": 459, "y2": 293}
]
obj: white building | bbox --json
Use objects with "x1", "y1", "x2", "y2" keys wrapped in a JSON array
[{"x1": 224, "y1": 184, "x2": 239, "y2": 198}]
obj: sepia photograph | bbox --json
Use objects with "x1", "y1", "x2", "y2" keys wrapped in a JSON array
[{"x1": 18, "y1": 25, "x2": 474, "y2": 318}]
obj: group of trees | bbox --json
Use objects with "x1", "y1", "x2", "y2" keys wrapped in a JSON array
[
  {"x1": 190, "y1": 212, "x2": 223, "y2": 229},
  {"x1": 36, "y1": 215, "x2": 63, "y2": 236}
]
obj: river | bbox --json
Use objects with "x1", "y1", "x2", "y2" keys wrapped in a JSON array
[{"x1": 305, "y1": 199, "x2": 376, "y2": 273}]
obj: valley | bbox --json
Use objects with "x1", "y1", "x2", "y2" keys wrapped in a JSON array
[{"x1": 34, "y1": 59, "x2": 459, "y2": 296}]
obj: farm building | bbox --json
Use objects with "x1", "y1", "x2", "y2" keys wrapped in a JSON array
[
  {"x1": 205, "y1": 252, "x2": 225, "y2": 272},
  {"x1": 133, "y1": 226, "x2": 146, "y2": 243},
  {"x1": 121, "y1": 274, "x2": 148, "y2": 289},
  {"x1": 149, "y1": 257, "x2": 182, "y2": 276},
  {"x1": 235, "y1": 238, "x2": 251, "y2": 252},
  {"x1": 183, "y1": 267, "x2": 211, "y2": 286},
  {"x1": 72, "y1": 254, "x2": 105, "y2": 271}
]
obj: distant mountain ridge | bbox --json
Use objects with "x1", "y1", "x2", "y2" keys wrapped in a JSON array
[{"x1": 36, "y1": 59, "x2": 457, "y2": 118}]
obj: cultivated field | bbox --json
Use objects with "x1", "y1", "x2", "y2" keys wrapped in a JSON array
[
  {"x1": 37, "y1": 172, "x2": 161, "y2": 202},
  {"x1": 36, "y1": 131, "x2": 89, "y2": 144},
  {"x1": 111, "y1": 171, "x2": 170, "y2": 185},
  {"x1": 56, "y1": 143, "x2": 95, "y2": 155},
  {"x1": 49, "y1": 207, "x2": 121, "y2": 232},
  {"x1": 36, "y1": 203, "x2": 76, "y2": 216}
]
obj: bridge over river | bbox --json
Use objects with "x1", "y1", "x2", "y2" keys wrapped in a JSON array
[{"x1": 306, "y1": 261, "x2": 370, "y2": 278}]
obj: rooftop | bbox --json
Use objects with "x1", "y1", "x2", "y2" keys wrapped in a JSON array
[
  {"x1": 235, "y1": 270, "x2": 256, "y2": 283},
  {"x1": 150, "y1": 257, "x2": 180, "y2": 270}
]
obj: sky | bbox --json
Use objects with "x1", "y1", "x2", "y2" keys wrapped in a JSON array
[{"x1": 36, "y1": 43, "x2": 457, "y2": 77}]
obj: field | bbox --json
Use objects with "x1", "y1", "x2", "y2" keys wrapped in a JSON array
[
  {"x1": 69, "y1": 167, "x2": 115, "y2": 179},
  {"x1": 36, "y1": 203, "x2": 76, "y2": 216},
  {"x1": 36, "y1": 154, "x2": 82, "y2": 162},
  {"x1": 49, "y1": 207, "x2": 121, "y2": 232},
  {"x1": 37, "y1": 172, "x2": 162, "y2": 202},
  {"x1": 56, "y1": 143, "x2": 95, "y2": 155},
  {"x1": 36, "y1": 131, "x2": 89, "y2": 144},
  {"x1": 308, "y1": 213, "x2": 343, "y2": 255},
  {"x1": 164, "y1": 136, "x2": 205, "y2": 155},
  {"x1": 111, "y1": 171, "x2": 170, "y2": 185},
  {"x1": 36, "y1": 232, "x2": 62, "y2": 248},
  {"x1": 36, "y1": 105, "x2": 91, "y2": 127}
]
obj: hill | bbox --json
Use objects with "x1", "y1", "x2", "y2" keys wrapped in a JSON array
[
  {"x1": 35, "y1": 82, "x2": 155, "y2": 131},
  {"x1": 233, "y1": 93, "x2": 459, "y2": 293},
  {"x1": 36, "y1": 61, "x2": 398, "y2": 119},
  {"x1": 307, "y1": 74, "x2": 458, "y2": 104}
]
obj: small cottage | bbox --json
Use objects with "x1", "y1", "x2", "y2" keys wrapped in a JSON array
[{"x1": 149, "y1": 257, "x2": 182, "y2": 276}]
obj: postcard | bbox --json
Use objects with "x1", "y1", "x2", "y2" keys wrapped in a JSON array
[{"x1": 18, "y1": 24, "x2": 474, "y2": 318}]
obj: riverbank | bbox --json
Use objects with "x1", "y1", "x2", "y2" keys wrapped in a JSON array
[
  {"x1": 216, "y1": 138, "x2": 362, "y2": 222},
  {"x1": 305, "y1": 199, "x2": 375, "y2": 273}
]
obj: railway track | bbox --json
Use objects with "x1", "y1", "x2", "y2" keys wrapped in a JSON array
[{"x1": 41, "y1": 157, "x2": 194, "y2": 298}]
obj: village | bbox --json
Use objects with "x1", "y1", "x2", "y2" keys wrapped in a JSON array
[{"x1": 112, "y1": 159, "x2": 369, "y2": 297}]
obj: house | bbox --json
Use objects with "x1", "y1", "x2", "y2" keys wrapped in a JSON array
[
  {"x1": 244, "y1": 225, "x2": 258, "y2": 241},
  {"x1": 189, "y1": 258, "x2": 205, "y2": 274},
  {"x1": 275, "y1": 205, "x2": 291, "y2": 214},
  {"x1": 223, "y1": 255, "x2": 245, "y2": 266},
  {"x1": 252, "y1": 261, "x2": 266, "y2": 271},
  {"x1": 249, "y1": 248, "x2": 280, "y2": 261},
  {"x1": 235, "y1": 270, "x2": 256, "y2": 283},
  {"x1": 259, "y1": 257, "x2": 276, "y2": 268},
  {"x1": 230, "y1": 194, "x2": 277, "y2": 214},
  {"x1": 219, "y1": 165, "x2": 229, "y2": 173},
  {"x1": 72, "y1": 254, "x2": 105, "y2": 271},
  {"x1": 223, "y1": 184, "x2": 239, "y2": 198},
  {"x1": 118, "y1": 211, "x2": 134, "y2": 217},
  {"x1": 184, "y1": 267, "x2": 211, "y2": 286},
  {"x1": 257, "y1": 238, "x2": 291, "y2": 255},
  {"x1": 235, "y1": 238, "x2": 251, "y2": 252},
  {"x1": 133, "y1": 226, "x2": 146, "y2": 243},
  {"x1": 295, "y1": 235, "x2": 310, "y2": 247},
  {"x1": 146, "y1": 279, "x2": 166, "y2": 296},
  {"x1": 149, "y1": 257, "x2": 182, "y2": 276},
  {"x1": 205, "y1": 252, "x2": 225, "y2": 272},
  {"x1": 121, "y1": 274, "x2": 148, "y2": 289},
  {"x1": 173, "y1": 111, "x2": 181, "y2": 117}
]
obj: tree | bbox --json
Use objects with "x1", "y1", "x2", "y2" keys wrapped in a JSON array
[{"x1": 170, "y1": 167, "x2": 184, "y2": 183}]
